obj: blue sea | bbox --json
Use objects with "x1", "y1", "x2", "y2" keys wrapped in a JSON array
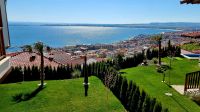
[{"x1": 8, "y1": 24, "x2": 176, "y2": 52}]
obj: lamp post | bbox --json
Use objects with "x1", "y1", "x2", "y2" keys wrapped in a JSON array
[{"x1": 80, "y1": 47, "x2": 89, "y2": 96}]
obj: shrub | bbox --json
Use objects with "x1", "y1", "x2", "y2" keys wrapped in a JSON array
[
  {"x1": 72, "y1": 69, "x2": 81, "y2": 78},
  {"x1": 153, "y1": 59, "x2": 158, "y2": 64}
]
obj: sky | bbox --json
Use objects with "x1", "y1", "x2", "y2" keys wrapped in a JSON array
[{"x1": 6, "y1": 0, "x2": 200, "y2": 24}]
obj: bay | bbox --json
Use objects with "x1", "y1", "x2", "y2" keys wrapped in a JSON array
[{"x1": 8, "y1": 25, "x2": 176, "y2": 51}]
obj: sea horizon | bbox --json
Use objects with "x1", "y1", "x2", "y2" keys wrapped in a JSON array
[{"x1": 8, "y1": 22, "x2": 200, "y2": 52}]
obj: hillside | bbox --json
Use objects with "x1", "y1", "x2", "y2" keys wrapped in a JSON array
[{"x1": 121, "y1": 58, "x2": 200, "y2": 112}]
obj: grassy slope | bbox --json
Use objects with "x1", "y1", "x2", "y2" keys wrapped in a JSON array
[
  {"x1": 121, "y1": 58, "x2": 200, "y2": 112},
  {"x1": 0, "y1": 76, "x2": 125, "y2": 112}
]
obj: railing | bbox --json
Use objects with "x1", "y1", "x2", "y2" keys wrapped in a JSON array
[{"x1": 184, "y1": 71, "x2": 200, "y2": 92}]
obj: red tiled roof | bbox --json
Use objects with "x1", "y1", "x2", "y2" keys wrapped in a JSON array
[
  {"x1": 181, "y1": 31, "x2": 200, "y2": 38},
  {"x1": 50, "y1": 50, "x2": 71, "y2": 65},
  {"x1": 47, "y1": 50, "x2": 105, "y2": 66},
  {"x1": 66, "y1": 57, "x2": 105, "y2": 66},
  {"x1": 191, "y1": 50, "x2": 200, "y2": 54},
  {"x1": 7, "y1": 52, "x2": 23, "y2": 57},
  {"x1": 10, "y1": 52, "x2": 60, "y2": 68}
]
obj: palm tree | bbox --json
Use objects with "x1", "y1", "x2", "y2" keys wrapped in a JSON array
[
  {"x1": 34, "y1": 42, "x2": 45, "y2": 87},
  {"x1": 153, "y1": 35, "x2": 162, "y2": 65},
  {"x1": 22, "y1": 42, "x2": 47, "y2": 87}
]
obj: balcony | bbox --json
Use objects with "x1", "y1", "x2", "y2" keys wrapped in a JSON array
[{"x1": 0, "y1": 56, "x2": 11, "y2": 83}]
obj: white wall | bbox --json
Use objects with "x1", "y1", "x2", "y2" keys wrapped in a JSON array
[
  {"x1": 0, "y1": 57, "x2": 10, "y2": 80},
  {"x1": 0, "y1": 0, "x2": 10, "y2": 48}
]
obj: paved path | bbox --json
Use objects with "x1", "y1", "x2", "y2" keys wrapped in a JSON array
[
  {"x1": 172, "y1": 85, "x2": 185, "y2": 95},
  {"x1": 172, "y1": 85, "x2": 200, "y2": 95}
]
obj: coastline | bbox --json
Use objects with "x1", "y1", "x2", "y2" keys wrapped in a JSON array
[{"x1": 7, "y1": 25, "x2": 181, "y2": 52}]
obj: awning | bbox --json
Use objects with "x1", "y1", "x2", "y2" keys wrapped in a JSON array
[{"x1": 180, "y1": 0, "x2": 200, "y2": 4}]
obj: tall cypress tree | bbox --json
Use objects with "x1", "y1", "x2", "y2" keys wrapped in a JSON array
[
  {"x1": 150, "y1": 98, "x2": 157, "y2": 112},
  {"x1": 142, "y1": 95, "x2": 151, "y2": 112},
  {"x1": 120, "y1": 77, "x2": 128, "y2": 106},
  {"x1": 137, "y1": 90, "x2": 147, "y2": 112},
  {"x1": 130, "y1": 86, "x2": 140, "y2": 112},
  {"x1": 23, "y1": 66, "x2": 27, "y2": 81},
  {"x1": 116, "y1": 75, "x2": 123, "y2": 99},
  {"x1": 153, "y1": 102, "x2": 162, "y2": 112},
  {"x1": 163, "y1": 108, "x2": 169, "y2": 112},
  {"x1": 126, "y1": 80, "x2": 133, "y2": 109},
  {"x1": 127, "y1": 82, "x2": 137, "y2": 111}
]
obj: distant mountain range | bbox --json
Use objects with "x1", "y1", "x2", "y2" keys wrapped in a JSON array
[{"x1": 9, "y1": 22, "x2": 200, "y2": 31}]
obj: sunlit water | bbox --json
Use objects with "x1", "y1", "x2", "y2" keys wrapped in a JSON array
[{"x1": 8, "y1": 25, "x2": 176, "y2": 52}]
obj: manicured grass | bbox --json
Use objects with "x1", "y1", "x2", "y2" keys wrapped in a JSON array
[
  {"x1": 121, "y1": 57, "x2": 200, "y2": 112},
  {"x1": 0, "y1": 76, "x2": 125, "y2": 112},
  {"x1": 162, "y1": 57, "x2": 200, "y2": 84},
  {"x1": 181, "y1": 42, "x2": 200, "y2": 51}
]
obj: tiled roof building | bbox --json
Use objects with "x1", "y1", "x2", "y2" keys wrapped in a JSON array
[
  {"x1": 45, "y1": 50, "x2": 71, "y2": 65},
  {"x1": 181, "y1": 32, "x2": 200, "y2": 38},
  {"x1": 9, "y1": 51, "x2": 105, "y2": 68},
  {"x1": 10, "y1": 52, "x2": 60, "y2": 68}
]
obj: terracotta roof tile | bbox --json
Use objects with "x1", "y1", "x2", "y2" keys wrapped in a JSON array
[
  {"x1": 10, "y1": 52, "x2": 60, "y2": 68},
  {"x1": 181, "y1": 31, "x2": 200, "y2": 38}
]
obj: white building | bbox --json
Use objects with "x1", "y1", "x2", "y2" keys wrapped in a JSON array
[{"x1": 0, "y1": 0, "x2": 11, "y2": 83}]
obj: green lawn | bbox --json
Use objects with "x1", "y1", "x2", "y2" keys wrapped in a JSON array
[
  {"x1": 181, "y1": 42, "x2": 200, "y2": 51},
  {"x1": 0, "y1": 76, "x2": 125, "y2": 112},
  {"x1": 121, "y1": 57, "x2": 200, "y2": 112}
]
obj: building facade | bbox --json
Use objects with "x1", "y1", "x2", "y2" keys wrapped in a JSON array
[{"x1": 0, "y1": 0, "x2": 11, "y2": 83}]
